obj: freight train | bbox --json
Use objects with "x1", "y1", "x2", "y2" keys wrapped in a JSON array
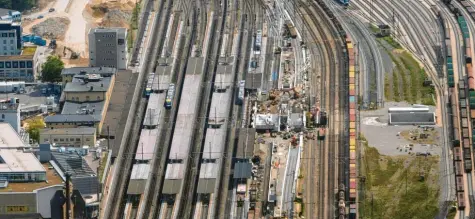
[
  {"x1": 285, "y1": 21, "x2": 297, "y2": 39},
  {"x1": 346, "y1": 35, "x2": 357, "y2": 218},
  {"x1": 442, "y1": 0, "x2": 475, "y2": 210}
]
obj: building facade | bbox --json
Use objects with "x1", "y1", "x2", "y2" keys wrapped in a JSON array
[
  {"x1": 88, "y1": 27, "x2": 128, "y2": 70},
  {"x1": 0, "y1": 99, "x2": 20, "y2": 133},
  {"x1": 40, "y1": 127, "x2": 96, "y2": 147},
  {"x1": 0, "y1": 20, "x2": 21, "y2": 56},
  {"x1": 0, "y1": 47, "x2": 38, "y2": 82}
]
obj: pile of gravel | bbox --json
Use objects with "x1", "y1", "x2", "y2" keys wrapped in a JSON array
[
  {"x1": 102, "y1": 9, "x2": 132, "y2": 27},
  {"x1": 31, "y1": 17, "x2": 70, "y2": 39}
]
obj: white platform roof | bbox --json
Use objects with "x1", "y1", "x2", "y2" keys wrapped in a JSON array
[{"x1": 0, "y1": 123, "x2": 45, "y2": 173}]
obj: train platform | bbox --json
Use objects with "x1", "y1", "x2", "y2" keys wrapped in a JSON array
[{"x1": 100, "y1": 70, "x2": 138, "y2": 158}]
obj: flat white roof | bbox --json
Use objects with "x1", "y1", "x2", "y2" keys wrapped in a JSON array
[
  {"x1": 130, "y1": 164, "x2": 150, "y2": 180},
  {"x1": 0, "y1": 123, "x2": 24, "y2": 148},
  {"x1": 0, "y1": 123, "x2": 45, "y2": 173}
]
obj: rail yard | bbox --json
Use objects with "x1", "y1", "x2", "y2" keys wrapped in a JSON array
[{"x1": 95, "y1": 0, "x2": 475, "y2": 219}]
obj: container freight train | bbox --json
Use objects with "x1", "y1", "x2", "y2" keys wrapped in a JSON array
[{"x1": 346, "y1": 35, "x2": 357, "y2": 219}]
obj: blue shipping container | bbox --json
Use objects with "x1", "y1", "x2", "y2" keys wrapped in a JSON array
[{"x1": 349, "y1": 96, "x2": 355, "y2": 103}]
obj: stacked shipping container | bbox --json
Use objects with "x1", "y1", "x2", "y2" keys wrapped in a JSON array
[{"x1": 346, "y1": 35, "x2": 357, "y2": 218}]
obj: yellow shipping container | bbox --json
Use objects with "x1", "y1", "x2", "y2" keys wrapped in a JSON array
[
  {"x1": 349, "y1": 71, "x2": 355, "y2": 77},
  {"x1": 350, "y1": 66, "x2": 355, "y2": 72},
  {"x1": 350, "y1": 122, "x2": 356, "y2": 129},
  {"x1": 350, "y1": 189, "x2": 356, "y2": 193},
  {"x1": 350, "y1": 149, "x2": 356, "y2": 153},
  {"x1": 350, "y1": 164, "x2": 356, "y2": 168},
  {"x1": 350, "y1": 146, "x2": 356, "y2": 150},
  {"x1": 350, "y1": 84, "x2": 355, "y2": 90},
  {"x1": 347, "y1": 43, "x2": 354, "y2": 49}
]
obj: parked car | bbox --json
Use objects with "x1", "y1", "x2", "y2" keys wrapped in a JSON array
[
  {"x1": 37, "y1": 15, "x2": 44, "y2": 19},
  {"x1": 49, "y1": 8, "x2": 55, "y2": 12}
]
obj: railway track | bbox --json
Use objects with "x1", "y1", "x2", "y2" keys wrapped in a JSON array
[
  {"x1": 102, "y1": 0, "x2": 173, "y2": 218},
  {"x1": 178, "y1": 1, "x2": 228, "y2": 218},
  {"x1": 136, "y1": 0, "x2": 193, "y2": 218},
  {"x1": 298, "y1": 0, "x2": 344, "y2": 218}
]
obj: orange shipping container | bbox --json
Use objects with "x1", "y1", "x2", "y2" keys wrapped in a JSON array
[
  {"x1": 349, "y1": 102, "x2": 356, "y2": 109},
  {"x1": 349, "y1": 77, "x2": 355, "y2": 84},
  {"x1": 350, "y1": 128, "x2": 356, "y2": 136},
  {"x1": 349, "y1": 89, "x2": 356, "y2": 96},
  {"x1": 350, "y1": 109, "x2": 356, "y2": 115},
  {"x1": 349, "y1": 70, "x2": 355, "y2": 77},
  {"x1": 350, "y1": 114, "x2": 356, "y2": 121},
  {"x1": 471, "y1": 109, "x2": 475, "y2": 119}
]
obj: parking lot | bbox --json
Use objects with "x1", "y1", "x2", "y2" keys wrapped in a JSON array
[{"x1": 360, "y1": 102, "x2": 442, "y2": 156}]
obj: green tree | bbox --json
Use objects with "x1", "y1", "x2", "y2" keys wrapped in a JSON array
[
  {"x1": 41, "y1": 55, "x2": 64, "y2": 82},
  {"x1": 26, "y1": 117, "x2": 45, "y2": 143},
  {"x1": 0, "y1": 0, "x2": 35, "y2": 11}
]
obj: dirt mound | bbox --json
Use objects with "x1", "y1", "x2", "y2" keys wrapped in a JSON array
[
  {"x1": 87, "y1": 2, "x2": 134, "y2": 28},
  {"x1": 31, "y1": 17, "x2": 70, "y2": 39}
]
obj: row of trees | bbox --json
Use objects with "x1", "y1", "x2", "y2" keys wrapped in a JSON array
[{"x1": 0, "y1": 0, "x2": 36, "y2": 12}]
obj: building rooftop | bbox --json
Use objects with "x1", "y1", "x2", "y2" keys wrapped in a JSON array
[
  {"x1": 21, "y1": 46, "x2": 37, "y2": 56},
  {"x1": 0, "y1": 123, "x2": 23, "y2": 147},
  {"x1": 64, "y1": 76, "x2": 111, "y2": 92},
  {"x1": 254, "y1": 114, "x2": 279, "y2": 130},
  {"x1": 62, "y1": 67, "x2": 117, "y2": 76},
  {"x1": 130, "y1": 164, "x2": 150, "y2": 180},
  {"x1": 0, "y1": 100, "x2": 19, "y2": 111},
  {"x1": 389, "y1": 112, "x2": 436, "y2": 125},
  {"x1": 136, "y1": 128, "x2": 158, "y2": 161},
  {"x1": 90, "y1": 27, "x2": 126, "y2": 34},
  {"x1": 51, "y1": 152, "x2": 96, "y2": 177},
  {"x1": 61, "y1": 101, "x2": 105, "y2": 122},
  {"x1": 0, "y1": 123, "x2": 45, "y2": 173},
  {"x1": 0, "y1": 8, "x2": 17, "y2": 17},
  {"x1": 45, "y1": 114, "x2": 100, "y2": 123},
  {"x1": 234, "y1": 162, "x2": 252, "y2": 178},
  {"x1": 50, "y1": 152, "x2": 99, "y2": 195},
  {"x1": 0, "y1": 164, "x2": 63, "y2": 193},
  {"x1": 40, "y1": 127, "x2": 96, "y2": 135},
  {"x1": 236, "y1": 128, "x2": 255, "y2": 158}
]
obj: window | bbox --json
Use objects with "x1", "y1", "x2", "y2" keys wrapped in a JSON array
[
  {"x1": 1, "y1": 114, "x2": 4, "y2": 119},
  {"x1": 70, "y1": 138, "x2": 75, "y2": 141},
  {"x1": 0, "y1": 62, "x2": 4, "y2": 68},
  {"x1": 26, "y1": 61, "x2": 32, "y2": 68},
  {"x1": 76, "y1": 138, "x2": 80, "y2": 141},
  {"x1": 44, "y1": 139, "x2": 48, "y2": 142},
  {"x1": 10, "y1": 39, "x2": 13, "y2": 44},
  {"x1": 86, "y1": 96, "x2": 90, "y2": 101},
  {"x1": 1, "y1": 33, "x2": 6, "y2": 37},
  {"x1": 86, "y1": 138, "x2": 90, "y2": 141},
  {"x1": 5, "y1": 62, "x2": 10, "y2": 68},
  {"x1": 3, "y1": 46, "x2": 6, "y2": 51},
  {"x1": 2, "y1": 40, "x2": 5, "y2": 44},
  {"x1": 19, "y1": 61, "x2": 25, "y2": 68},
  {"x1": 59, "y1": 138, "x2": 64, "y2": 142},
  {"x1": 53, "y1": 138, "x2": 58, "y2": 142},
  {"x1": 8, "y1": 33, "x2": 14, "y2": 37},
  {"x1": 10, "y1": 46, "x2": 14, "y2": 50},
  {"x1": 12, "y1": 61, "x2": 18, "y2": 68}
]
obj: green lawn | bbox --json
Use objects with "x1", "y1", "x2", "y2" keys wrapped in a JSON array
[{"x1": 359, "y1": 141, "x2": 440, "y2": 219}]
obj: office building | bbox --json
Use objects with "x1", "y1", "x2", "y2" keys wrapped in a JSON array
[
  {"x1": 0, "y1": 8, "x2": 21, "y2": 22},
  {"x1": 0, "y1": 46, "x2": 38, "y2": 82},
  {"x1": 88, "y1": 27, "x2": 128, "y2": 70},
  {"x1": 40, "y1": 127, "x2": 97, "y2": 147},
  {"x1": 0, "y1": 98, "x2": 20, "y2": 133},
  {"x1": 46, "y1": 67, "x2": 116, "y2": 133},
  {"x1": 0, "y1": 123, "x2": 65, "y2": 218},
  {"x1": 0, "y1": 20, "x2": 22, "y2": 56}
]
